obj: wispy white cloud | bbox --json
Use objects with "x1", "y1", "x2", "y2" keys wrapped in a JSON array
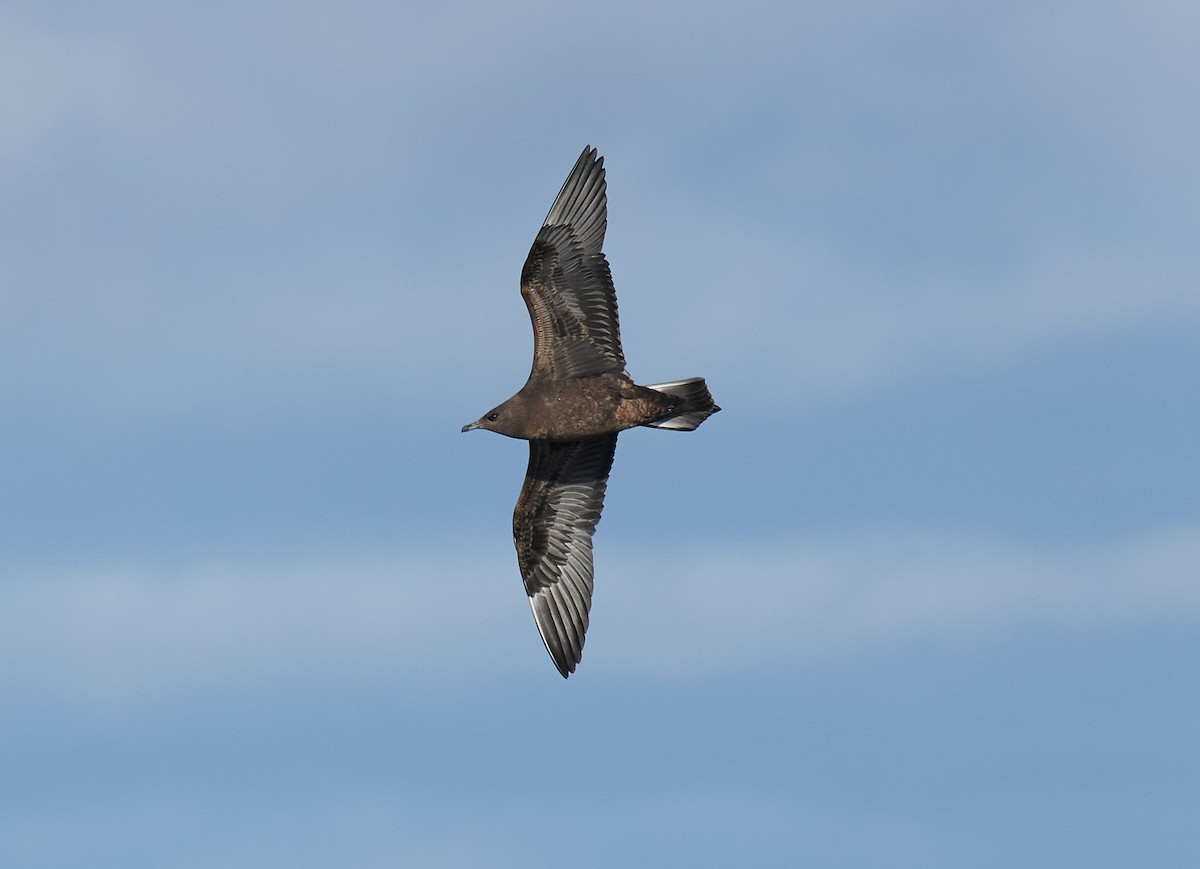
[
  {"x1": 4, "y1": 521, "x2": 1196, "y2": 703},
  {"x1": 721, "y1": 242, "x2": 1200, "y2": 405},
  {"x1": 597, "y1": 521, "x2": 1200, "y2": 675},
  {"x1": 0, "y1": 3, "x2": 443, "y2": 186},
  {"x1": 0, "y1": 549, "x2": 522, "y2": 705}
]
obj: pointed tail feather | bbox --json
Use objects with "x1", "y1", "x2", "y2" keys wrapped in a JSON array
[{"x1": 643, "y1": 377, "x2": 721, "y2": 431}]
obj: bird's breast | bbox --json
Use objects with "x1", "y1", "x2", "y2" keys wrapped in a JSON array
[
  {"x1": 516, "y1": 376, "x2": 675, "y2": 440},
  {"x1": 515, "y1": 378, "x2": 623, "y2": 440}
]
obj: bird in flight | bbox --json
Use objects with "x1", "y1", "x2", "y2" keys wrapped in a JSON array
[{"x1": 462, "y1": 146, "x2": 719, "y2": 677}]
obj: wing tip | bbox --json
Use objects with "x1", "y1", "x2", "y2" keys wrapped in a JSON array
[
  {"x1": 541, "y1": 146, "x2": 608, "y2": 250},
  {"x1": 528, "y1": 593, "x2": 585, "y2": 679}
]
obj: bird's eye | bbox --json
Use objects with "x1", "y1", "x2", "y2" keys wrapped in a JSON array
[{"x1": 487, "y1": 412, "x2": 499, "y2": 422}]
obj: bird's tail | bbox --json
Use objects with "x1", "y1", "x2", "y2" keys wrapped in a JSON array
[{"x1": 643, "y1": 377, "x2": 721, "y2": 431}]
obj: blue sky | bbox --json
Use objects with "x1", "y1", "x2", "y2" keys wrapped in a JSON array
[{"x1": 2, "y1": 1, "x2": 1198, "y2": 865}]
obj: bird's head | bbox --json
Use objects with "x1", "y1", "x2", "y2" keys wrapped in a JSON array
[
  {"x1": 461, "y1": 395, "x2": 527, "y2": 438},
  {"x1": 461, "y1": 407, "x2": 502, "y2": 433}
]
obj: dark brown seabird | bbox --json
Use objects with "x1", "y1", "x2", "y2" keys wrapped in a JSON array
[{"x1": 462, "y1": 146, "x2": 720, "y2": 678}]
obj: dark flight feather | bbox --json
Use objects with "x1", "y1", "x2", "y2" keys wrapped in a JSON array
[
  {"x1": 520, "y1": 147, "x2": 625, "y2": 381},
  {"x1": 513, "y1": 434, "x2": 617, "y2": 677}
]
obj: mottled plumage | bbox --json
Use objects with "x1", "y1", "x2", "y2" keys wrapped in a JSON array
[{"x1": 463, "y1": 146, "x2": 719, "y2": 677}]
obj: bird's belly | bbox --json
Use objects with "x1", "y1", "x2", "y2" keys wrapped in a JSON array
[
  {"x1": 516, "y1": 379, "x2": 624, "y2": 440},
  {"x1": 524, "y1": 380, "x2": 672, "y2": 440}
]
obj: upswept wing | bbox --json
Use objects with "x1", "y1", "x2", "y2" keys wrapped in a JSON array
[
  {"x1": 513, "y1": 434, "x2": 618, "y2": 677},
  {"x1": 520, "y1": 146, "x2": 625, "y2": 381}
]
